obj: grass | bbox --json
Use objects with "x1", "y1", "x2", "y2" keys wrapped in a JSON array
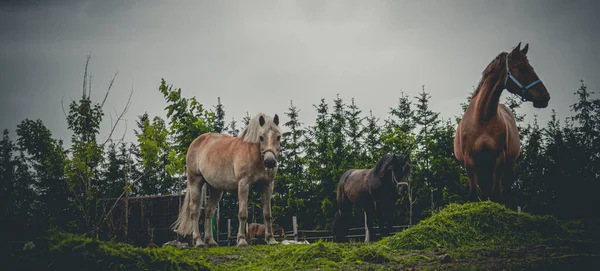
[{"x1": 6, "y1": 201, "x2": 598, "y2": 270}]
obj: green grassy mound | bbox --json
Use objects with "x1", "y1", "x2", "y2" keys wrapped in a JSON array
[
  {"x1": 384, "y1": 201, "x2": 570, "y2": 251},
  {"x1": 7, "y1": 231, "x2": 210, "y2": 271}
]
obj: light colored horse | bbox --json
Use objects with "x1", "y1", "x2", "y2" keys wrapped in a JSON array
[
  {"x1": 172, "y1": 113, "x2": 282, "y2": 247},
  {"x1": 454, "y1": 42, "x2": 550, "y2": 205}
]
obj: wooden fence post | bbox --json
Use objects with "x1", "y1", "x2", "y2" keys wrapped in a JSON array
[{"x1": 292, "y1": 216, "x2": 298, "y2": 242}]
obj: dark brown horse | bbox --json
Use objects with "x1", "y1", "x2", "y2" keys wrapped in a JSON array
[
  {"x1": 454, "y1": 42, "x2": 550, "y2": 205},
  {"x1": 247, "y1": 223, "x2": 286, "y2": 240},
  {"x1": 332, "y1": 153, "x2": 411, "y2": 243}
]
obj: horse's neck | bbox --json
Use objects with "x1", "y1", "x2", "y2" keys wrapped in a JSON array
[{"x1": 473, "y1": 73, "x2": 505, "y2": 122}]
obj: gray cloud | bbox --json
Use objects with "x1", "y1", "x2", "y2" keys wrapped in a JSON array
[{"x1": 1, "y1": 0, "x2": 598, "y2": 146}]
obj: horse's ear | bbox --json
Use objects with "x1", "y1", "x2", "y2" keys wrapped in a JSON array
[
  {"x1": 273, "y1": 114, "x2": 279, "y2": 126},
  {"x1": 510, "y1": 42, "x2": 522, "y2": 59},
  {"x1": 259, "y1": 115, "x2": 266, "y2": 126},
  {"x1": 521, "y1": 43, "x2": 529, "y2": 55}
]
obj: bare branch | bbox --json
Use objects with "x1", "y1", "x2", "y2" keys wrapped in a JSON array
[
  {"x1": 117, "y1": 121, "x2": 128, "y2": 146},
  {"x1": 61, "y1": 96, "x2": 69, "y2": 119},
  {"x1": 100, "y1": 72, "x2": 118, "y2": 109},
  {"x1": 83, "y1": 54, "x2": 91, "y2": 98},
  {"x1": 101, "y1": 86, "x2": 133, "y2": 147}
]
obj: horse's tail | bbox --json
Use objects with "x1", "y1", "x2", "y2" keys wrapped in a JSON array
[
  {"x1": 171, "y1": 179, "x2": 206, "y2": 236},
  {"x1": 332, "y1": 171, "x2": 350, "y2": 242}
]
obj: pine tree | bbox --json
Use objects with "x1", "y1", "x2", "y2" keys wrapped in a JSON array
[
  {"x1": 242, "y1": 112, "x2": 251, "y2": 129},
  {"x1": 362, "y1": 110, "x2": 381, "y2": 165},
  {"x1": 304, "y1": 98, "x2": 332, "y2": 229},
  {"x1": 228, "y1": 117, "x2": 240, "y2": 137},
  {"x1": 213, "y1": 97, "x2": 226, "y2": 134},
  {"x1": 344, "y1": 98, "x2": 364, "y2": 168}
]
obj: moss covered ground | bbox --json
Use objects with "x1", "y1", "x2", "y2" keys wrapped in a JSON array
[{"x1": 5, "y1": 201, "x2": 599, "y2": 270}]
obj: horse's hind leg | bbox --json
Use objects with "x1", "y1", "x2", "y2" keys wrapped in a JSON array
[
  {"x1": 491, "y1": 152, "x2": 506, "y2": 203},
  {"x1": 332, "y1": 199, "x2": 351, "y2": 242},
  {"x1": 364, "y1": 207, "x2": 376, "y2": 243},
  {"x1": 236, "y1": 178, "x2": 251, "y2": 247},
  {"x1": 189, "y1": 174, "x2": 206, "y2": 247},
  {"x1": 261, "y1": 182, "x2": 278, "y2": 245},
  {"x1": 203, "y1": 187, "x2": 224, "y2": 247}
]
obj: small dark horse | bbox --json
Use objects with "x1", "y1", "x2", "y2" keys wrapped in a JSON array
[{"x1": 332, "y1": 153, "x2": 411, "y2": 242}]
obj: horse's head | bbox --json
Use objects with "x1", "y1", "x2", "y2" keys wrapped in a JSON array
[
  {"x1": 377, "y1": 153, "x2": 411, "y2": 194},
  {"x1": 258, "y1": 114, "x2": 281, "y2": 172},
  {"x1": 504, "y1": 42, "x2": 550, "y2": 108}
]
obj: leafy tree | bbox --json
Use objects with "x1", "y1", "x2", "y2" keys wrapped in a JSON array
[
  {"x1": 16, "y1": 119, "x2": 72, "y2": 233},
  {"x1": 133, "y1": 113, "x2": 175, "y2": 195},
  {"x1": 0, "y1": 129, "x2": 35, "y2": 241},
  {"x1": 159, "y1": 79, "x2": 214, "y2": 176}
]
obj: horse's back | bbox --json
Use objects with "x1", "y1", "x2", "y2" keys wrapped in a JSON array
[{"x1": 338, "y1": 169, "x2": 370, "y2": 204}]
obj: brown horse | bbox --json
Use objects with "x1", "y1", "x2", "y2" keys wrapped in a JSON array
[
  {"x1": 171, "y1": 113, "x2": 282, "y2": 248},
  {"x1": 332, "y1": 153, "x2": 411, "y2": 243},
  {"x1": 247, "y1": 223, "x2": 286, "y2": 240},
  {"x1": 454, "y1": 42, "x2": 550, "y2": 205}
]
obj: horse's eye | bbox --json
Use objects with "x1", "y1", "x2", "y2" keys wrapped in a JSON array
[
  {"x1": 260, "y1": 136, "x2": 264, "y2": 141},
  {"x1": 277, "y1": 135, "x2": 281, "y2": 141}
]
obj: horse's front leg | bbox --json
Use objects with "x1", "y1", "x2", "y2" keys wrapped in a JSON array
[
  {"x1": 261, "y1": 181, "x2": 278, "y2": 245},
  {"x1": 375, "y1": 200, "x2": 389, "y2": 241},
  {"x1": 236, "y1": 179, "x2": 250, "y2": 247},
  {"x1": 364, "y1": 207, "x2": 375, "y2": 242}
]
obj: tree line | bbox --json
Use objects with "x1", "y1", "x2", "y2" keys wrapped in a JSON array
[{"x1": 1, "y1": 59, "x2": 599, "y2": 242}]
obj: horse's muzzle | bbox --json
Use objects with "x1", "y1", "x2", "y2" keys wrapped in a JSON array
[{"x1": 263, "y1": 150, "x2": 277, "y2": 171}]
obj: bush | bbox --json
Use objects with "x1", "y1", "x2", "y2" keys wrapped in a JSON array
[{"x1": 384, "y1": 201, "x2": 569, "y2": 250}]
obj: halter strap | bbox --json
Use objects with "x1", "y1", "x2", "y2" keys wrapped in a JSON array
[
  {"x1": 392, "y1": 170, "x2": 409, "y2": 195},
  {"x1": 504, "y1": 56, "x2": 542, "y2": 102}
]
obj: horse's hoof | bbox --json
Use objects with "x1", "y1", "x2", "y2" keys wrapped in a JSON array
[
  {"x1": 237, "y1": 239, "x2": 248, "y2": 248},
  {"x1": 266, "y1": 239, "x2": 279, "y2": 245},
  {"x1": 195, "y1": 242, "x2": 206, "y2": 248},
  {"x1": 207, "y1": 240, "x2": 218, "y2": 247}
]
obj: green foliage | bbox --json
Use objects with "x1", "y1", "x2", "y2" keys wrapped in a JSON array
[
  {"x1": 9, "y1": 231, "x2": 210, "y2": 271},
  {"x1": 133, "y1": 113, "x2": 176, "y2": 195},
  {"x1": 15, "y1": 119, "x2": 73, "y2": 232},
  {"x1": 159, "y1": 78, "x2": 214, "y2": 175},
  {"x1": 384, "y1": 201, "x2": 568, "y2": 251}
]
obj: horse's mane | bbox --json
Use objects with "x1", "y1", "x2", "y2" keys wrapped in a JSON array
[
  {"x1": 239, "y1": 113, "x2": 281, "y2": 143},
  {"x1": 472, "y1": 48, "x2": 533, "y2": 98},
  {"x1": 372, "y1": 154, "x2": 394, "y2": 175},
  {"x1": 472, "y1": 52, "x2": 508, "y2": 98}
]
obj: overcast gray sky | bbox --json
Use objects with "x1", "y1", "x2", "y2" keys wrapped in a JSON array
[{"x1": 1, "y1": 0, "x2": 598, "y2": 146}]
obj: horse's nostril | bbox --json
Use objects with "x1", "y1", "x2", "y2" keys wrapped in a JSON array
[{"x1": 264, "y1": 159, "x2": 276, "y2": 168}]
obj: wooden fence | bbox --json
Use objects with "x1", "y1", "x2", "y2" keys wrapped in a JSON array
[{"x1": 221, "y1": 214, "x2": 411, "y2": 246}]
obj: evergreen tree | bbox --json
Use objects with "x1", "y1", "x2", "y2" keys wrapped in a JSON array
[
  {"x1": 362, "y1": 110, "x2": 381, "y2": 165},
  {"x1": 304, "y1": 98, "x2": 332, "y2": 229},
  {"x1": 344, "y1": 98, "x2": 364, "y2": 168},
  {"x1": 213, "y1": 97, "x2": 226, "y2": 133},
  {"x1": 228, "y1": 117, "x2": 240, "y2": 137}
]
